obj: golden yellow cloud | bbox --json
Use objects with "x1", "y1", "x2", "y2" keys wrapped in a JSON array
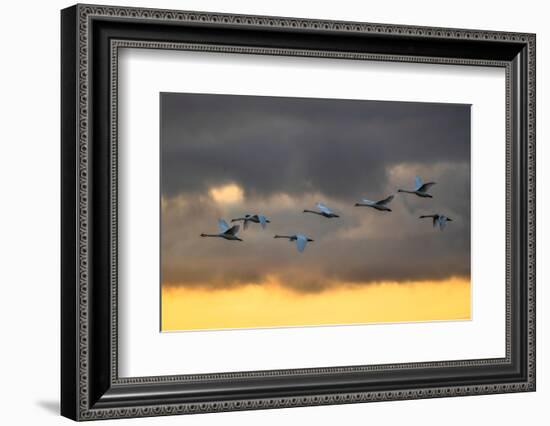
[
  {"x1": 162, "y1": 277, "x2": 470, "y2": 331},
  {"x1": 209, "y1": 183, "x2": 244, "y2": 204}
]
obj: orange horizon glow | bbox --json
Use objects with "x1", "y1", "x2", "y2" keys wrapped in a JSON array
[{"x1": 161, "y1": 276, "x2": 470, "y2": 331}]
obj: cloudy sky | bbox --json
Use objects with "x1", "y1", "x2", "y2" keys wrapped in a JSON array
[{"x1": 160, "y1": 92, "x2": 471, "y2": 330}]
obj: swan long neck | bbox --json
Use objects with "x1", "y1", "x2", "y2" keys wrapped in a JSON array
[
  {"x1": 274, "y1": 235, "x2": 292, "y2": 239},
  {"x1": 398, "y1": 189, "x2": 415, "y2": 194},
  {"x1": 303, "y1": 209, "x2": 321, "y2": 215},
  {"x1": 201, "y1": 233, "x2": 219, "y2": 238}
]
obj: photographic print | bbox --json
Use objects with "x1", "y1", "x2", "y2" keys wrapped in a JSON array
[{"x1": 160, "y1": 93, "x2": 471, "y2": 332}]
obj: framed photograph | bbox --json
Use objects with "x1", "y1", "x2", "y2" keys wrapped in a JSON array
[{"x1": 61, "y1": 4, "x2": 536, "y2": 421}]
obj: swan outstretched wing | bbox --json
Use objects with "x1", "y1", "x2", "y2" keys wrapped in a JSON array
[
  {"x1": 418, "y1": 182, "x2": 436, "y2": 192},
  {"x1": 218, "y1": 219, "x2": 229, "y2": 233},
  {"x1": 316, "y1": 203, "x2": 333, "y2": 215},
  {"x1": 361, "y1": 199, "x2": 376, "y2": 206},
  {"x1": 224, "y1": 224, "x2": 240, "y2": 236},
  {"x1": 258, "y1": 215, "x2": 267, "y2": 229},
  {"x1": 296, "y1": 234, "x2": 308, "y2": 252},
  {"x1": 414, "y1": 176, "x2": 423, "y2": 191},
  {"x1": 376, "y1": 195, "x2": 394, "y2": 205}
]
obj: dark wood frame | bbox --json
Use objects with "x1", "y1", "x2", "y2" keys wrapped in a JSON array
[{"x1": 61, "y1": 4, "x2": 536, "y2": 421}]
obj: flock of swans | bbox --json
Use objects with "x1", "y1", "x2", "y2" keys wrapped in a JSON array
[{"x1": 200, "y1": 175, "x2": 453, "y2": 252}]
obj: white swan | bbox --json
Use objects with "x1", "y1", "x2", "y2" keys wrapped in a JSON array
[
  {"x1": 354, "y1": 195, "x2": 394, "y2": 212},
  {"x1": 419, "y1": 214, "x2": 453, "y2": 231},
  {"x1": 231, "y1": 214, "x2": 270, "y2": 230},
  {"x1": 201, "y1": 219, "x2": 243, "y2": 241},
  {"x1": 303, "y1": 203, "x2": 340, "y2": 218},
  {"x1": 398, "y1": 176, "x2": 436, "y2": 198},
  {"x1": 274, "y1": 234, "x2": 314, "y2": 252}
]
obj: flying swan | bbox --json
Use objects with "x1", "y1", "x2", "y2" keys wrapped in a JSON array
[
  {"x1": 231, "y1": 214, "x2": 271, "y2": 230},
  {"x1": 274, "y1": 234, "x2": 314, "y2": 252},
  {"x1": 419, "y1": 214, "x2": 453, "y2": 231},
  {"x1": 200, "y1": 219, "x2": 243, "y2": 241},
  {"x1": 398, "y1": 176, "x2": 436, "y2": 198},
  {"x1": 354, "y1": 195, "x2": 394, "y2": 212},
  {"x1": 303, "y1": 203, "x2": 340, "y2": 218}
]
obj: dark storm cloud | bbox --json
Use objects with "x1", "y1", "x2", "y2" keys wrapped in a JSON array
[
  {"x1": 160, "y1": 92, "x2": 471, "y2": 292},
  {"x1": 161, "y1": 93, "x2": 470, "y2": 201}
]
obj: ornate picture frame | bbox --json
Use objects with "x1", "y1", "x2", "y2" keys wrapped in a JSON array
[{"x1": 61, "y1": 4, "x2": 536, "y2": 421}]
